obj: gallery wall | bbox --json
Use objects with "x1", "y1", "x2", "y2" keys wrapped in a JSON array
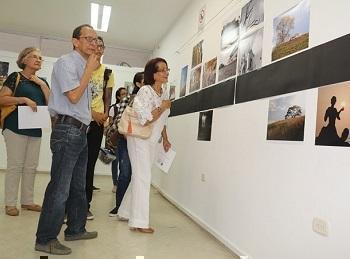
[
  {"x1": 151, "y1": 0, "x2": 350, "y2": 258},
  {"x1": 0, "y1": 49, "x2": 142, "y2": 175}
]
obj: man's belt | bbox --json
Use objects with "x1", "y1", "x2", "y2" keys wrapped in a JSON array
[{"x1": 56, "y1": 114, "x2": 89, "y2": 133}]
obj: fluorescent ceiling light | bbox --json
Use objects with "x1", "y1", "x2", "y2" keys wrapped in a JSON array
[{"x1": 90, "y1": 3, "x2": 111, "y2": 32}]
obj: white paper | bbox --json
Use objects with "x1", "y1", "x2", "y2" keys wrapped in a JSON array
[
  {"x1": 155, "y1": 146, "x2": 176, "y2": 174},
  {"x1": 18, "y1": 106, "x2": 50, "y2": 129}
]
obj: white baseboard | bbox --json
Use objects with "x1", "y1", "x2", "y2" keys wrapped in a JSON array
[{"x1": 152, "y1": 182, "x2": 251, "y2": 259}]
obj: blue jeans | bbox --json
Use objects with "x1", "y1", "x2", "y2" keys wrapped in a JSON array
[
  {"x1": 111, "y1": 146, "x2": 119, "y2": 186},
  {"x1": 115, "y1": 136, "x2": 131, "y2": 210},
  {"x1": 36, "y1": 123, "x2": 88, "y2": 244}
]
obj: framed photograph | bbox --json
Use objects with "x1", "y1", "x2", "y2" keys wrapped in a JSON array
[
  {"x1": 192, "y1": 40, "x2": 203, "y2": 68},
  {"x1": 238, "y1": 28, "x2": 263, "y2": 75},
  {"x1": 315, "y1": 81, "x2": 350, "y2": 147},
  {"x1": 189, "y1": 65, "x2": 202, "y2": 93},
  {"x1": 202, "y1": 57, "x2": 217, "y2": 88},
  {"x1": 218, "y1": 11, "x2": 239, "y2": 82},
  {"x1": 197, "y1": 110, "x2": 213, "y2": 141},
  {"x1": 267, "y1": 93, "x2": 305, "y2": 141},
  {"x1": 272, "y1": 0, "x2": 310, "y2": 61},
  {"x1": 169, "y1": 85, "x2": 176, "y2": 100},
  {"x1": 179, "y1": 65, "x2": 188, "y2": 97},
  {"x1": 240, "y1": 0, "x2": 264, "y2": 36}
]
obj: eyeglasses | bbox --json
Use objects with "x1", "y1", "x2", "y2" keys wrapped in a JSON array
[
  {"x1": 27, "y1": 55, "x2": 44, "y2": 61},
  {"x1": 78, "y1": 36, "x2": 98, "y2": 44},
  {"x1": 157, "y1": 68, "x2": 170, "y2": 73}
]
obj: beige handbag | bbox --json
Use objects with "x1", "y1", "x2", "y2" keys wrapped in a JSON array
[
  {"x1": 0, "y1": 73, "x2": 20, "y2": 128},
  {"x1": 118, "y1": 104, "x2": 152, "y2": 139}
]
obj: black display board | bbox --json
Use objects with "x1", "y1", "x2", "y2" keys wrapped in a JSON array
[
  {"x1": 236, "y1": 33, "x2": 350, "y2": 103},
  {"x1": 170, "y1": 78, "x2": 235, "y2": 117}
]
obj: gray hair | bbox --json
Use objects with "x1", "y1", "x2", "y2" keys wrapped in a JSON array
[{"x1": 16, "y1": 47, "x2": 40, "y2": 69}]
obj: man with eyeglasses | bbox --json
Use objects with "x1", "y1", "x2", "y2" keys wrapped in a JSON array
[
  {"x1": 35, "y1": 24, "x2": 100, "y2": 255},
  {"x1": 85, "y1": 36, "x2": 115, "y2": 220}
]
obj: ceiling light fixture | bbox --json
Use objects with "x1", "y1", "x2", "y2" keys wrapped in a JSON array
[{"x1": 90, "y1": 3, "x2": 111, "y2": 32}]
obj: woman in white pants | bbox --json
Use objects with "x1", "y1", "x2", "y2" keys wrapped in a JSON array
[
  {"x1": 0, "y1": 47, "x2": 50, "y2": 216},
  {"x1": 118, "y1": 58, "x2": 172, "y2": 233}
]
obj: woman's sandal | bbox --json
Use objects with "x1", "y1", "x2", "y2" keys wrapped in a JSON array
[
  {"x1": 5, "y1": 206, "x2": 19, "y2": 216},
  {"x1": 21, "y1": 204, "x2": 42, "y2": 212},
  {"x1": 130, "y1": 227, "x2": 155, "y2": 234}
]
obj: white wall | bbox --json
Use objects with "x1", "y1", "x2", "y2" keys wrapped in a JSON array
[
  {"x1": 0, "y1": 50, "x2": 142, "y2": 175},
  {"x1": 151, "y1": 0, "x2": 350, "y2": 258},
  {"x1": 0, "y1": 31, "x2": 150, "y2": 67}
]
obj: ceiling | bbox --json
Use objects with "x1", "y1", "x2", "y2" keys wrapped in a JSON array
[{"x1": 0, "y1": 0, "x2": 192, "y2": 52}]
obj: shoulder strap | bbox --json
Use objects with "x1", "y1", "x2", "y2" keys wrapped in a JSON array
[{"x1": 11, "y1": 72, "x2": 20, "y2": 97}]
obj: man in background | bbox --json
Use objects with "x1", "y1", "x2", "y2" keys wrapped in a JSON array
[{"x1": 85, "y1": 36, "x2": 115, "y2": 220}]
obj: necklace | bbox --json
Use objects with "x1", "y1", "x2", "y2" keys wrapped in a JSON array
[{"x1": 151, "y1": 85, "x2": 162, "y2": 96}]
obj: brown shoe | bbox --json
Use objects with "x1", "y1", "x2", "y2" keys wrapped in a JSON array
[
  {"x1": 21, "y1": 204, "x2": 42, "y2": 212},
  {"x1": 130, "y1": 227, "x2": 155, "y2": 234},
  {"x1": 5, "y1": 206, "x2": 19, "y2": 216}
]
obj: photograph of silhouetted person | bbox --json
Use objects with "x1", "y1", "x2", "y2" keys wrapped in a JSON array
[{"x1": 315, "y1": 82, "x2": 350, "y2": 147}]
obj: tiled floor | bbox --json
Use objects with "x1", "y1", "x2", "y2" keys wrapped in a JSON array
[{"x1": 0, "y1": 172, "x2": 238, "y2": 259}]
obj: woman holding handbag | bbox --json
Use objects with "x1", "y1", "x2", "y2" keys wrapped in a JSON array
[
  {"x1": 0, "y1": 47, "x2": 49, "y2": 216},
  {"x1": 117, "y1": 58, "x2": 171, "y2": 233}
]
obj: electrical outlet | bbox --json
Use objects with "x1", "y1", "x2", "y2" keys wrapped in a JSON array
[
  {"x1": 201, "y1": 173, "x2": 206, "y2": 182},
  {"x1": 312, "y1": 217, "x2": 329, "y2": 236}
]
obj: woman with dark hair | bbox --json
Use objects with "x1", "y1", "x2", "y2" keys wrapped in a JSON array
[
  {"x1": 108, "y1": 87, "x2": 127, "y2": 192},
  {"x1": 117, "y1": 58, "x2": 171, "y2": 233},
  {"x1": 0, "y1": 47, "x2": 50, "y2": 216}
]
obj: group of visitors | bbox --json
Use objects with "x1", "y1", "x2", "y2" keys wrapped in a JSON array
[{"x1": 0, "y1": 24, "x2": 172, "y2": 255}]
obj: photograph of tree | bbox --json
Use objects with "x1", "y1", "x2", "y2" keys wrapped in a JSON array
[
  {"x1": 189, "y1": 65, "x2": 202, "y2": 93},
  {"x1": 202, "y1": 57, "x2": 217, "y2": 88},
  {"x1": 192, "y1": 40, "x2": 203, "y2": 68},
  {"x1": 218, "y1": 11, "x2": 239, "y2": 82},
  {"x1": 197, "y1": 110, "x2": 213, "y2": 141},
  {"x1": 315, "y1": 81, "x2": 350, "y2": 147},
  {"x1": 240, "y1": 0, "x2": 264, "y2": 36},
  {"x1": 267, "y1": 93, "x2": 305, "y2": 141},
  {"x1": 238, "y1": 28, "x2": 263, "y2": 75},
  {"x1": 169, "y1": 85, "x2": 176, "y2": 100},
  {"x1": 179, "y1": 65, "x2": 188, "y2": 97},
  {"x1": 0, "y1": 61, "x2": 9, "y2": 88},
  {"x1": 272, "y1": 0, "x2": 310, "y2": 61}
]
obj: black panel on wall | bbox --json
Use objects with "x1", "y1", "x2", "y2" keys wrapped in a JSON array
[
  {"x1": 170, "y1": 92, "x2": 199, "y2": 117},
  {"x1": 198, "y1": 78, "x2": 235, "y2": 111},
  {"x1": 170, "y1": 78, "x2": 235, "y2": 117},
  {"x1": 310, "y1": 34, "x2": 350, "y2": 88},
  {"x1": 236, "y1": 33, "x2": 350, "y2": 103}
]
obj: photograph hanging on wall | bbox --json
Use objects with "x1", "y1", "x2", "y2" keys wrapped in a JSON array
[
  {"x1": 189, "y1": 65, "x2": 202, "y2": 93},
  {"x1": 197, "y1": 110, "x2": 213, "y2": 141},
  {"x1": 202, "y1": 57, "x2": 217, "y2": 88},
  {"x1": 238, "y1": 28, "x2": 263, "y2": 75},
  {"x1": 240, "y1": 0, "x2": 264, "y2": 36},
  {"x1": 272, "y1": 0, "x2": 310, "y2": 61},
  {"x1": 267, "y1": 93, "x2": 305, "y2": 141},
  {"x1": 192, "y1": 40, "x2": 203, "y2": 68},
  {"x1": 169, "y1": 85, "x2": 176, "y2": 100},
  {"x1": 179, "y1": 65, "x2": 188, "y2": 97},
  {"x1": 124, "y1": 81, "x2": 134, "y2": 94},
  {"x1": 315, "y1": 81, "x2": 350, "y2": 147},
  {"x1": 218, "y1": 11, "x2": 240, "y2": 82},
  {"x1": 0, "y1": 61, "x2": 9, "y2": 88}
]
